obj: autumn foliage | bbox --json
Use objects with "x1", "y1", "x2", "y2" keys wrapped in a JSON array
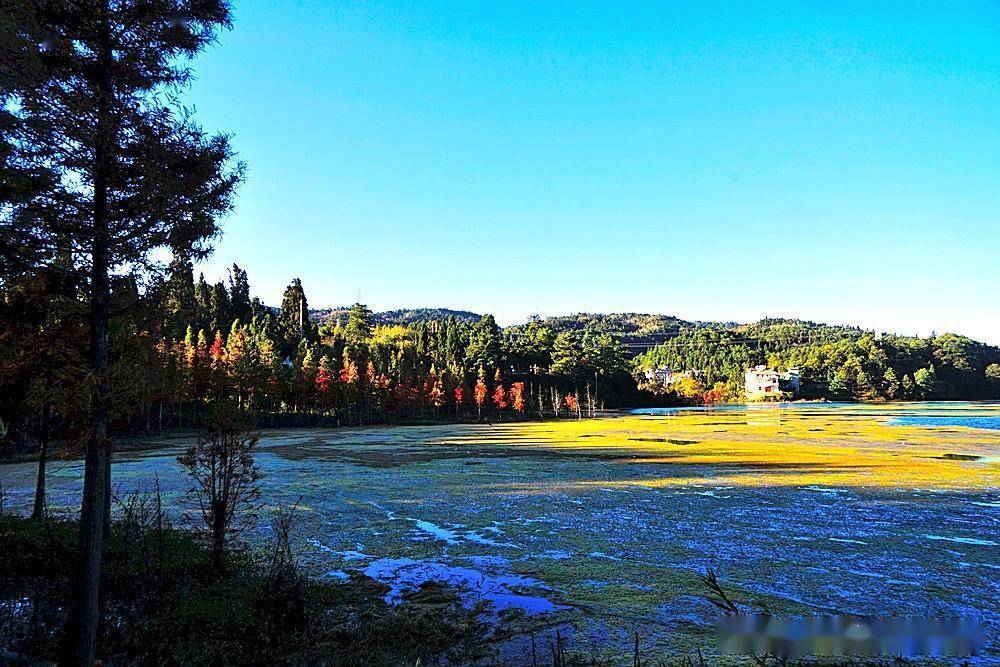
[
  {"x1": 510, "y1": 382, "x2": 526, "y2": 413},
  {"x1": 473, "y1": 371, "x2": 488, "y2": 413},
  {"x1": 703, "y1": 384, "x2": 727, "y2": 404},
  {"x1": 492, "y1": 384, "x2": 508, "y2": 410}
]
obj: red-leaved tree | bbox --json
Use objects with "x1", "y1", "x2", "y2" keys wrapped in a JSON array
[
  {"x1": 493, "y1": 384, "x2": 508, "y2": 411},
  {"x1": 510, "y1": 381, "x2": 526, "y2": 414},
  {"x1": 564, "y1": 393, "x2": 580, "y2": 418},
  {"x1": 473, "y1": 368, "x2": 488, "y2": 418}
]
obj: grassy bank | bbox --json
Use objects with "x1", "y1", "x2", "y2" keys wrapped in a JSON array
[{"x1": 0, "y1": 512, "x2": 501, "y2": 665}]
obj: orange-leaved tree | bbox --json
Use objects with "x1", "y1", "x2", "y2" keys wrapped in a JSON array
[
  {"x1": 510, "y1": 381, "x2": 526, "y2": 415},
  {"x1": 474, "y1": 367, "x2": 488, "y2": 418}
]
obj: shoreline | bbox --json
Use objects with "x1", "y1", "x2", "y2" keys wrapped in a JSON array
[{"x1": 4, "y1": 399, "x2": 999, "y2": 466}]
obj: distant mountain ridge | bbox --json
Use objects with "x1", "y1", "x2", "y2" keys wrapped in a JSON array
[
  {"x1": 307, "y1": 308, "x2": 996, "y2": 353},
  {"x1": 309, "y1": 308, "x2": 697, "y2": 340},
  {"x1": 309, "y1": 308, "x2": 704, "y2": 349}
]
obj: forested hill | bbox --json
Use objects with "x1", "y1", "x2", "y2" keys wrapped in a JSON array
[
  {"x1": 312, "y1": 307, "x2": 482, "y2": 326},
  {"x1": 635, "y1": 318, "x2": 1000, "y2": 401},
  {"x1": 310, "y1": 310, "x2": 694, "y2": 343},
  {"x1": 510, "y1": 313, "x2": 699, "y2": 352}
]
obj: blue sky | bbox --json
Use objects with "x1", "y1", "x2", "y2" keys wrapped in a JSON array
[{"x1": 189, "y1": 1, "x2": 1000, "y2": 343}]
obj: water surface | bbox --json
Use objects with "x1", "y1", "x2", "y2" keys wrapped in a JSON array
[{"x1": 2, "y1": 402, "x2": 998, "y2": 661}]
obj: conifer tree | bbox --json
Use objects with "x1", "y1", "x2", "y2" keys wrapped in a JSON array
[
  {"x1": 209, "y1": 281, "x2": 231, "y2": 334},
  {"x1": 163, "y1": 258, "x2": 197, "y2": 339},
  {"x1": 194, "y1": 329, "x2": 211, "y2": 399},
  {"x1": 228, "y1": 263, "x2": 252, "y2": 324},
  {"x1": 473, "y1": 367, "x2": 488, "y2": 418},
  {"x1": 194, "y1": 272, "x2": 213, "y2": 330},
  {"x1": 345, "y1": 302, "x2": 374, "y2": 352},
  {"x1": 510, "y1": 381, "x2": 526, "y2": 414},
  {"x1": 226, "y1": 320, "x2": 251, "y2": 407},
  {"x1": 466, "y1": 314, "x2": 502, "y2": 372},
  {"x1": 316, "y1": 355, "x2": 336, "y2": 412},
  {"x1": 278, "y1": 278, "x2": 311, "y2": 354},
  {"x1": 492, "y1": 382, "x2": 508, "y2": 415}
]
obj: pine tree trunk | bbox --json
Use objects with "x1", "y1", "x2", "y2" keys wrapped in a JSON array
[
  {"x1": 65, "y1": 5, "x2": 112, "y2": 662},
  {"x1": 103, "y1": 444, "x2": 112, "y2": 539},
  {"x1": 67, "y1": 220, "x2": 110, "y2": 665},
  {"x1": 31, "y1": 404, "x2": 50, "y2": 519}
]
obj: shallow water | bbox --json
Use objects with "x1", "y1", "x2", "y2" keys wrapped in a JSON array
[
  {"x1": 890, "y1": 415, "x2": 1000, "y2": 431},
  {"x1": 1, "y1": 402, "x2": 998, "y2": 661},
  {"x1": 362, "y1": 556, "x2": 562, "y2": 613}
]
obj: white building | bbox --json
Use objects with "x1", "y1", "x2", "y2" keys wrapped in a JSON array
[{"x1": 745, "y1": 365, "x2": 800, "y2": 399}]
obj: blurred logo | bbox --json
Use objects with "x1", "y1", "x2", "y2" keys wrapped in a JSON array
[{"x1": 717, "y1": 615, "x2": 985, "y2": 658}]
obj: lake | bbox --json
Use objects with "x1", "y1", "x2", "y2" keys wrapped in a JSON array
[{"x1": 1, "y1": 401, "x2": 998, "y2": 662}]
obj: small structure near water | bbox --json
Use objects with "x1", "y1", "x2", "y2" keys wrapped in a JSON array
[
  {"x1": 745, "y1": 365, "x2": 800, "y2": 399},
  {"x1": 643, "y1": 366, "x2": 703, "y2": 388}
]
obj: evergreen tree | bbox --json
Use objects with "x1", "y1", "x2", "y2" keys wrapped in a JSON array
[
  {"x1": 278, "y1": 278, "x2": 311, "y2": 354},
  {"x1": 163, "y1": 258, "x2": 197, "y2": 339},
  {"x1": 344, "y1": 302, "x2": 374, "y2": 352},
  {"x1": 551, "y1": 331, "x2": 584, "y2": 380},
  {"x1": 465, "y1": 314, "x2": 502, "y2": 372},
  {"x1": 228, "y1": 263, "x2": 252, "y2": 324},
  {"x1": 209, "y1": 281, "x2": 231, "y2": 335},
  {"x1": 855, "y1": 370, "x2": 875, "y2": 398},
  {"x1": 582, "y1": 328, "x2": 627, "y2": 378},
  {"x1": 194, "y1": 272, "x2": 212, "y2": 331}
]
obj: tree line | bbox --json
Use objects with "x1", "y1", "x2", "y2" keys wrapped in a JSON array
[
  {"x1": 1, "y1": 255, "x2": 640, "y2": 521},
  {"x1": 104, "y1": 259, "x2": 637, "y2": 435}
]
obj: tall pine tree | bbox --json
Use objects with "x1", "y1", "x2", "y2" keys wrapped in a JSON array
[
  {"x1": 465, "y1": 314, "x2": 502, "y2": 373},
  {"x1": 278, "y1": 277, "x2": 311, "y2": 354},
  {"x1": 228, "y1": 262, "x2": 252, "y2": 324},
  {"x1": 163, "y1": 257, "x2": 197, "y2": 339}
]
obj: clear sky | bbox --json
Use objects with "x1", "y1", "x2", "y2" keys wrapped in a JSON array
[{"x1": 188, "y1": 1, "x2": 1000, "y2": 343}]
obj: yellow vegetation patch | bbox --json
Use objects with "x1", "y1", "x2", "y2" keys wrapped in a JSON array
[{"x1": 445, "y1": 405, "x2": 1000, "y2": 490}]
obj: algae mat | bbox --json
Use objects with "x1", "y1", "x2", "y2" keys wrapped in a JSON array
[{"x1": 1, "y1": 402, "x2": 998, "y2": 662}]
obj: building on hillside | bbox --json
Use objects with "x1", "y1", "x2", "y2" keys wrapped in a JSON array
[
  {"x1": 643, "y1": 366, "x2": 703, "y2": 388},
  {"x1": 745, "y1": 365, "x2": 800, "y2": 399}
]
